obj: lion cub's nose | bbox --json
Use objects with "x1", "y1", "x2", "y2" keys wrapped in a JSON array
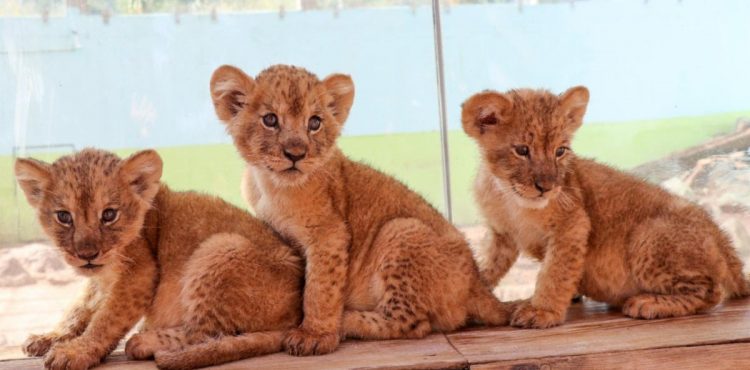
[
  {"x1": 283, "y1": 149, "x2": 307, "y2": 163},
  {"x1": 77, "y1": 250, "x2": 100, "y2": 261},
  {"x1": 534, "y1": 179, "x2": 554, "y2": 194}
]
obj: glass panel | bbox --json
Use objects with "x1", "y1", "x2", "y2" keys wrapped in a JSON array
[
  {"x1": 442, "y1": 0, "x2": 750, "y2": 298},
  {"x1": 0, "y1": 1, "x2": 444, "y2": 357}
]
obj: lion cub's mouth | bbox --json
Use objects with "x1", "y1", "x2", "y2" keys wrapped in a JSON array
[
  {"x1": 282, "y1": 166, "x2": 302, "y2": 174},
  {"x1": 80, "y1": 262, "x2": 104, "y2": 270}
]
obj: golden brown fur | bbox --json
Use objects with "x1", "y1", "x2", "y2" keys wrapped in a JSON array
[
  {"x1": 15, "y1": 149, "x2": 302, "y2": 369},
  {"x1": 462, "y1": 87, "x2": 750, "y2": 328},
  {"x1": 211, "y1": 64, "x2": 510, "y2": 356}
]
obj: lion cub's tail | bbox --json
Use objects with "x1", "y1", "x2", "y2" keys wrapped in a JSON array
[
  {"x1": 466, "y1": 279, "x2": 512, "y2": 326},
  {"x1": 154, "y1": 330, "x2": 284, "y2": 370}
]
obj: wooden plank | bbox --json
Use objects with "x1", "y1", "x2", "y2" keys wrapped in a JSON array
[
  {"x1": 0, "y1": 333, "x2": 467, "y2": 370},
  {"x1": 447, "y1": 298, "x2": 750, "y2": 364},
  {"x1": 473, "y1": 342, "x2": 750, "y2": 370},
  {"x1": 0, "y1": 352, "x2": 155, "y2": 370},
  {"x1": 4, "y1": 298, "x2": 750, "y2": 369},
  {"x1": 213, "y1": 334, "x2": 466, "y2": 370}
]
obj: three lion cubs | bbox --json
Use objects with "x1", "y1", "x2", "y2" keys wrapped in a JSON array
[{"x1": 16, "y1": 64, "x2": 748, "y2": 369}]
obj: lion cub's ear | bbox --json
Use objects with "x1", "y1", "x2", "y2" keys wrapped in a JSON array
[
  {"x1": 322, "y1": 74, "x2": 355, "y2": 125},
  {"x1": 15, "y1": 158, "x2": 52, "y2": 208},
  {"x1": 461, "y1": 91, "x2": 512, "y2": 138},
  {"x1": 119, "y1": 150, "x2": 163, "y2": 204},
  {"x1": 210, "y1": 65, "x2": 256, "y2": 123},
  {"x1": 559, "y1": 86, "x2": 589, "y2": 132}
]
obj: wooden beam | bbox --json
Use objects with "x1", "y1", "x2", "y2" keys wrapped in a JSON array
[
  {"x1": 474, "y1": 342, "x2": 750, "y2": 370},
  {"x1": 447, "y1": 298, "x2": 750, "y2": 365},
  {"x1": 0, "y1": 333, "x2": 467, "y2": 370}
]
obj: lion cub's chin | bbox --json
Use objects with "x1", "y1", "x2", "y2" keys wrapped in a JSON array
[
  {"x1": 265, "y1": 167, "x2": 311, "y2": 188},
  {"x1": 74, "y1": 265, "x2": 106, "y2": 277},
  {"x1": 492, "y1": 177, "x2": 552, "y2": 210}
]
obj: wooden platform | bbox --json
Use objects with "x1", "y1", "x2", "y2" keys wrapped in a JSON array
[{"x1": 3, "y1": 298, "x2": 750, "y2": 370}]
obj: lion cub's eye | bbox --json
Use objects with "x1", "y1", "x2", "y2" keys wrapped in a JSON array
[
  {"x1": 308, "y1": 115, "x2": 322, "y2": 132},
  {"x1": 514, "y1": 145, "x2": 530, "y2": 157},
  {"x1": 101, "y1": 208, "x2": 118, "y2": 224},
  {"x1": 262, "y1": 113, "x2": 278, "y2": 128},
  {"x1": 555, "y1": 147, "x2": 568, "y2": 158},
  {"x1": 56, "y1": 211, "x2": 73, "y2": 226}
]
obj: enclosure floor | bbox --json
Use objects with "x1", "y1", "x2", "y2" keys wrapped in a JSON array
[{"x1": 3, "y1": 297, "x2": 750, "y2": 369}]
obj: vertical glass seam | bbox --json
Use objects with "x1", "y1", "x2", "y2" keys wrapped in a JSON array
[{"x1": 431, "y1": 0, "x2": 453, "y2": 222}]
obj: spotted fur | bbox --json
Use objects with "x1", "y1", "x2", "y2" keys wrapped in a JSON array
[
  {"x1": 211, "y1": 64, "x2": 511, "y2": 356},
  {"x1": 463, "y1": 87, "x2": 750, "y2": 329},
  {"x1": 15, "y1": 149, "x2": 302, "y2": 370}
]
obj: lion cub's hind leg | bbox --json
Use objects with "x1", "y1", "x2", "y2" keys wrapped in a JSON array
[
  {"x1": 623, "y1": 218, "x2": 724, "y2": 319},
  {"x1": 343, "y1": 219, "x2": 436, "y2": 340},
  {"x1": 158, "y1": 233, "x2": 301, "y2": 369},
  {"x1": 343, "y1": 277, "x2": 432, "y2": 341},
  {"x1": 343, "y1": 218, "x2": 501, "y2": 340}
]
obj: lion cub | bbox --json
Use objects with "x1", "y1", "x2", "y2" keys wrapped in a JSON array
[
  {"x1": 462, "y1": 87, "x2": 750, "y2": 328},
  {"x1": 15, "y1": 149, "x2": 302, "y2": 370},
  {"x1": 210, "y1": 64, "x2": 509, "y2": 355}
]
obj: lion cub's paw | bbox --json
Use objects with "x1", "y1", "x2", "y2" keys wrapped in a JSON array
[
  {"x1": 622, "y1": 294, "x2": 682, "y2": 319},
  {"x1": 153, "y1": 350, "x2": 184, "y2": 370},
  {"x1": 511, "y1": 301, "x2": 565, "y2": 329},
  {"x1": 125, "y1": 332, "x2": 161, "y2": 360},
  {"x1": 22, "y1": 333, "x2": 60, "y2": 357},
  {"x1": 44, "y1": 340, "x2": 100, "y2": 370},
  {"x1": 283, "y1": 328, "x2": 340, "y2": 356}
]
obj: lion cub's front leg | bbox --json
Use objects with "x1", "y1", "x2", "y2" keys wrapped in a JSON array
[
  {"x1": 44, "y1": 251, "x2": 157, "y2": 370},
  {"x1": 477, "y1": 230, "x2": 520, "y2": 288},
  {"x1": 284, "y1": 220, "x2": 349, "y2": 356},
  {"x1": 511, "y1": 214, "x2": 590, "y2": 329},
  {"x1": 23, "y1": 283, "x2": 99, "y2": 357}
]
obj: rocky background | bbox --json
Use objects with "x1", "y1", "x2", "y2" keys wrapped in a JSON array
[{"x1": 634, "y1": 118, "x2": 750, "y2": 262}]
